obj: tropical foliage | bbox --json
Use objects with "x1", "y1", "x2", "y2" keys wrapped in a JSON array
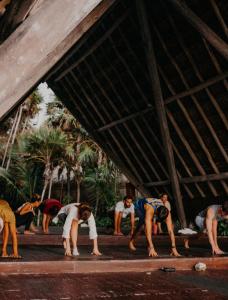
[{"x1": 0, "y1": 91, "x2": 121, "y2": 218}]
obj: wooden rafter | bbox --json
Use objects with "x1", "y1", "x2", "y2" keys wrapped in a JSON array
[
  {"x1": 167, "y1": 0, "x2": 228, "y2": 60},
  {"x1": 136, "y1": 0, "x2": 186, "y2": 226}
]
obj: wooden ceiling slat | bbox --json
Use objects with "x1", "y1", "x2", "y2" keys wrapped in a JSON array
[
  {"x1": 167, "y1": 109, "x2": 218, "y2": 197},
  {"x1": 167, "y1": 13, "x2": 228, "y2": 164},
  {"x1": 172, "y1": 142, "x2": 206, "y2": 198},
  {"x1": 165, "y1": 71, "x2": 228, "y2": 104},
  {"x1": 84, "y1": 55, "x2": 153, "y2": 183},
  {"x1": 167, "y1": 0, "x2": 228, "y2": 60},
  {"x1": 76, "y1": 58, "x2": 146, "y2": 184},
  {"x1": 90, "y1": 50, "x2": 165, "y2": 186},
  {"x1": 160, "y1": 67, "x2": 228, "y2": 194},
  {"x1": 55, "y1": 9, "x2": 130, "y2": 82},
  {"x1": 155, "y1": 17, "x2": 227, "y2": 194},
  {"x1": 209, "y1": 0, "x2": 228, "y2": 39}
]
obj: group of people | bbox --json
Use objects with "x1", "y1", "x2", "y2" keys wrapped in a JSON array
[{"x1": 0, "y1": 193, "x2": 228, "y2": 259}]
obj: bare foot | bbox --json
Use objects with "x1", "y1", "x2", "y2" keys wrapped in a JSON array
[
  {"x1": 9, "y1": 254, "x2": 22, "y2": 259},
  {"x1": 184, "y1": 239, "x2": 189, "y2": 249},
  {"x1": 1, "y1": 252, "x2": 9, "y2": 258},
  {"x1": 117, "y1": 232, "x2": 124, "y2": 236},
  {"x1": 24, "y1": 230, "x2": 35, "y2": 235},
  {"x1": 129, "y1": 241, "x2": 136, "y2": 251}
]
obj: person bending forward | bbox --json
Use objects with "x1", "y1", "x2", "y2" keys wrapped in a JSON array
[
  {"x1": 56, "y1": 203, "x2": 101, "y2": 256},
  {"x1": 129, "y1": 198, "x2": 180, "y2": 257}
]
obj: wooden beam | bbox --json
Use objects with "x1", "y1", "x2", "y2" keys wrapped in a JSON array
[
  {"x1": 165, "y1": 71, "x2": 228, "y2": 104},
  {"x1": 55, "y1": 9, "x2": 130, "y2": 82},
  {"x1": 96, "y1": 106, "x2": 152, "y2": 132},
  {"x1": 157, "y1": 14, "x2": 228, "y2": 193},
  {"x1": 144, "y1": 172, "x2": 228, "y2": 186},
  {"x1": 50, "y1": 82, "x2": 150, "y2": 196},
  {"x1": 209, "y1": 0, "x2": 228, "y2": 39},
  {"x1": 167, "y1": 0, "x2": 228, "y2": 60},
  {"x1": 144, "y1": 180, "x2": 170, "y2": 187},
  {"x1": 165, "y1": 13, "x2": 228, "y2": 165},
  {"x1": 137, "y1": 0, "x2": 187, "y2": 227},
  {"x1": 0, "y1": 0, "x2": 115, "y2": 121},
  {"x1": 181, "y1": 172, "x2": 228, "y2": 184},
  {"x1": 0, "y1": 0, "x2": 38, "y2": 42},
  {"x1": 202, "y1": 39, "x2": 228, "y2": 130}
]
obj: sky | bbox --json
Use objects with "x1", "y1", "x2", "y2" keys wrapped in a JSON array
[{"x1": 32, "y1": 82, "x2": 55, "y2": 127}]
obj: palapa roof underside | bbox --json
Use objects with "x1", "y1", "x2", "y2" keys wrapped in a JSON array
[
  {"x1": 47, "y1": 0, "x2": 228, "y2": 201},
  {"x1": 0, "y1": 0, "x2": 227, "y2": 218}
]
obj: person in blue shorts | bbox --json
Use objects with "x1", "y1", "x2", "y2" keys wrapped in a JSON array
[{"x1": 129, "y1": 197, "x2": 180, "y2": 257}]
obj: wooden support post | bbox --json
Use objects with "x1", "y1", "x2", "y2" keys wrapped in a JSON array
[
  {"x1": 0, "y1": 0, "x2": 115, "y2": 121},
  {"x1": 136, "y1": 0, "x2": 187, "y2": 227},
  {"x1": 167, "y1": 0, "x2": 228, "y2": 60}
]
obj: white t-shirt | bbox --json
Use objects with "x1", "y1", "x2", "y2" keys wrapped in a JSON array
[
  {"x1": 115, "y1": 201, "x2": 135, "y2": 218},
  {"x1": 61, "y1": 204, "x2": 97, "y2": 240}
]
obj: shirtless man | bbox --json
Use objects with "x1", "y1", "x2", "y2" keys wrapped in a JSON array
[{"x1": 129, "y1": 197, "x2": 180, "y2": 257}]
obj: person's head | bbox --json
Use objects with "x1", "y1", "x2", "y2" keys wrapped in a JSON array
[
  {"x1": 48, "y1": 205, "x2": 61, "y2": 217},
  {"x1": 123, "y1": 196, "x2": 133, "y2": 208},
  {"x1": 159, "y1": 193, "x2": 168, "y2": 203},
  {"x1": 156, "y1": 206, "x2": 169, "y2": 222},
  {"x1": 78, "y1": 204, "x2": 92, "y2": 221},
  {"x1": 30, "y1": 194, "x2": 41, "y2": 208}
]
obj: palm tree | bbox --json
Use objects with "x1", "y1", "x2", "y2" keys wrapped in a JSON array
[{"x1": 20, "y1": 127, "x2": 67, "y2": 202}]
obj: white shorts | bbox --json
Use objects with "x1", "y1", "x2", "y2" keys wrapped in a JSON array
[
  {"x1": 0, "y1": 217, "x2": 4, "y2": 233},
  {"x1": 195, "y1": 215, "x2": 205, "y2": 231}
]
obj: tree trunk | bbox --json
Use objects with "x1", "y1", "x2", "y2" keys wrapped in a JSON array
[
  {"x1": 37, "y1": 179, "x2": 48, "y2": 226},
  {"x1": 76, "y1": 179, "x2": 80, "y2": 203},
  {"x1": 2, "y1": 109, "x2": 19, "y2": 168},
  {"x1": 67, "y1": 168, "x2": 71, "y2": 202},
  {"x1": 94, "y1": 187, "x2": 99, "y2": 217},
  {"x1": 48, "y1": 171, "x2": 53, "y2": 198},
  {"x1": 6, "y1": 104, "x2": 23, "y2": 170}
]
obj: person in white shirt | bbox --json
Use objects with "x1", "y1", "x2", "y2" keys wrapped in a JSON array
[
  {"x1": 114, "y1": 196, "x2": 135, "y2": 236},
  {"x1": 53, "y1": 203, "x2": 101, "y2": 257}
]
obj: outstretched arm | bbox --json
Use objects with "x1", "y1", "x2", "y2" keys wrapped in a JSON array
[
  {"x1": 87, "y1": 213, "x2": 101, "y2": 256},
  {"x1": 130, "y1": 213, "x2": 135, "y2": 236},
  {"x1": 165, "y1": 213, "x2": 181, "y2": 256}
]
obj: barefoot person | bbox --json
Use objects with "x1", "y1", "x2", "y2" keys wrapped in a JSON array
[
  {"x1": 0, "y1": 200, "x2": 21, "y2": 258},
  {"x1": 192, "y1": 201, "x2": 228, "y2": 255},
  {"x1": 113, "y1": 196, "x2": 135, "y2": 236},
  {"x1": 129, "y1": 197, "x2": 180, "y2": 257},
  {"x1": 54, "y1": 203, "x2": 101, "y2": 256},
  {"x1": 39, "y1": 198, "x2": 62, "y2": 233},
  {"x1": 15, "y1": 194, "x2": 41, "y2": 234}
]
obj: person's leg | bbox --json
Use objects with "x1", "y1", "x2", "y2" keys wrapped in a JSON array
[
  {"x1": 71, "y1": 220, "x2": 79, "y2": 255},
  {"x1": 9, "y1": 223, "x2": 21, "y2": 258},
  {"x1": 2, "y1": 223, "x2": 9, "y2": 257},
  {"x1": 42, "y1": 213, "x2": 47, "y2": 233},
  {"x1": 45, "y1": 214, "x2": 51, "y2": 233},
  {"x1": 22, "y1": 212, "x2": 35, "y2": 234}
]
